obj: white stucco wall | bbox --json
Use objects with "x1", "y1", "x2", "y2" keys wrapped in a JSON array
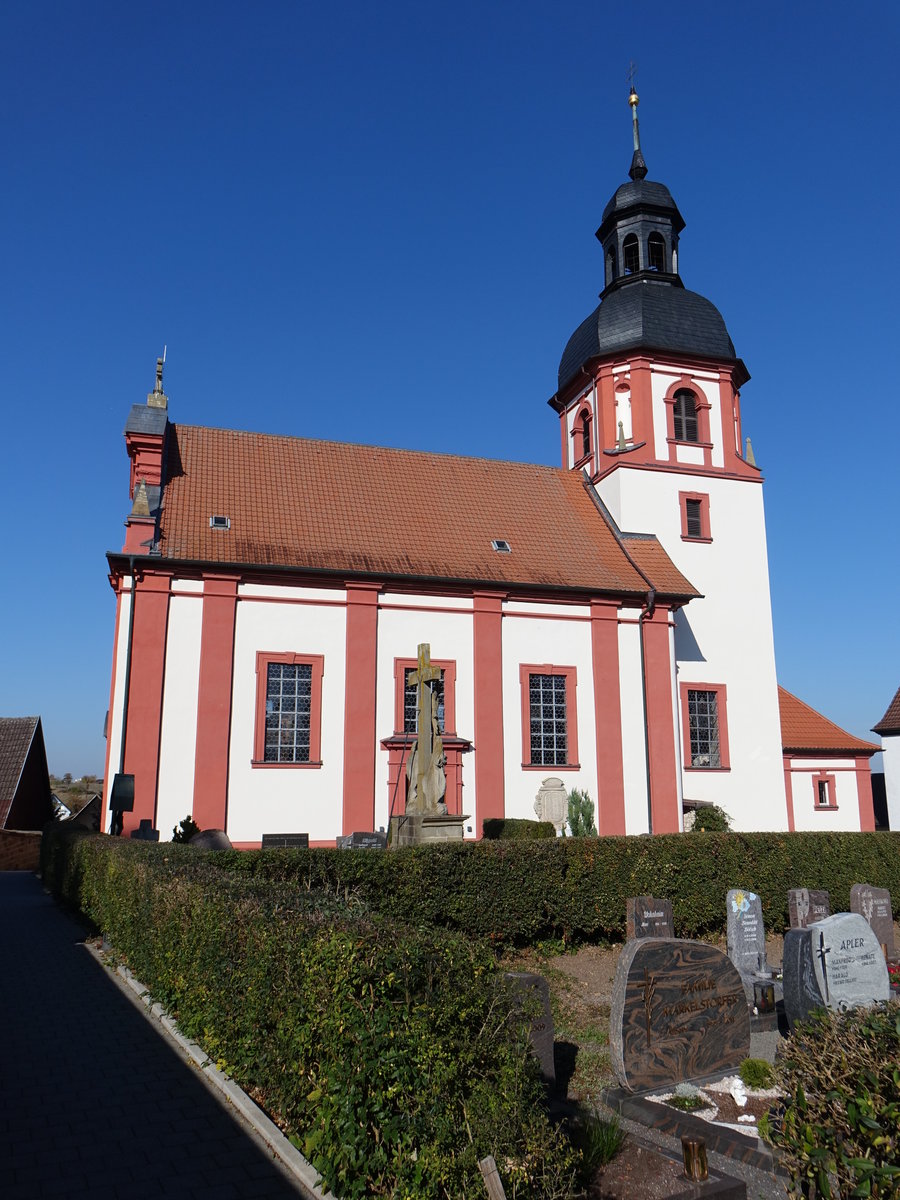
[
  {"x1": 155, "y1": 593, "x2": 203, "y2": 839},
  {"x1": 787, "y1": 758, "x2": 866, "y2": 832},
  {"x1": 226, "y1": 588, "x2": 347, "y2": 843},
  {"x1": 617, "y1": 613, "x2": 650, "y2": 834},
  {"x1": 103, "y1": 579, "x2": 132, "y2": 812},
  {"x1": 883, "y1": 736, "x2": 900, "y2": 831}
]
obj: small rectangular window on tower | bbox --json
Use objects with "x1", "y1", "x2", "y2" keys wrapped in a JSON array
[{"x1": 679, "y1": 492, "x2": 711, "y2": 541}]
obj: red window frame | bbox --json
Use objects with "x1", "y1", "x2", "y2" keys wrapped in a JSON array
[
  {"x1": 252, "y1": 652, "x2": 325, "y2": 768},
  {"x1": 393, "y1": 658, "x2": 457, "y2": 735},
  {"x1": 664, "y1": 378, "x2": 713, "y2": 464},
  {"x1": 519, "y1": 664, "x2": 579, "y2": 770},
  {"x1": 679, "y1": 491, "x2": 712, "y2": 542},
  {"x1": 812, "y1": 771, "x2": 838, "y2": 810},
  {"x1": 571, "y1": 404, "x2": 594, "y2": 470},
  {"x1": 679, "y1": 681, "x2": 730, "y2": 771}
]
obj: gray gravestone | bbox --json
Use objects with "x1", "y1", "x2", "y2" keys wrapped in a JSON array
[
  {"x1": 261, "y1": 833, "x2": 309, "y2": 849},
  {"x1": 187, "y1": 829, "x2": 233, "y2": 851},
  {"x1": 504, "y1": 972, "x2": 555, "y2": 1088},
  {"x1": 610, "y1": 938, "x2": 750, "y2": 1092},
  {"x1": 130, "y1": 818, "x2": 160, "y2": 842},
  {"x1": 850, "y1": 884, "x2": 895, "y2": 959},
  {"x1": 783, "y1": 913, "x2": 891, "y2": 1029},
  {"x1": 626, "y1": 896, "x2": 674, "y2": 940},
  {"x1": 726, "y1": 889, "x2": 769, "y2": 1000},
  {"x1": 788, "y1": 888, "x2": 831, "y2": 929}
]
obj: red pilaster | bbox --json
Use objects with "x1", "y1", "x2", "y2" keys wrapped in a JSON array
[
  {"x1": 591, "y1": 599, "x2": 626, "y2": 834},
  {"x1": 855, "y1": 756, "x2": 876, "y2": 832},
  {"x1": 342, "y1": 582, "x2": 380, "y2": 834},
  {"x1": 192, "y1": 576, "x2": 239, "y2": 831},
  {"x1": 783, "y1": 755, "x2": 796, "y2": 832},
  {"x1": 122, "y1": 570, "x2": 172, "y2": 836},
  {"x1": 473, "y1": 591, "x2": 505, "y2": 833},
  {"x1": 629, "y1": 357, "x2": 653, "y2": 451},
  {"x1": 641, "y1": 606, "x2": 680, "y2": 834}
]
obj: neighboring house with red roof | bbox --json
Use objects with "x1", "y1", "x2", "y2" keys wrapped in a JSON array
[
  {"x1": 101, "y1": 111, "x2": 878, "y2": 843},
  {"x1": 778, "y1": 688, "x2": 879, "y2": 832},
  {"x1": 873, "y1": 685, "x2": 900, "y2": 832},
  {"x1": 0, "y1": 717, "x2": 51, "y2": 832}
]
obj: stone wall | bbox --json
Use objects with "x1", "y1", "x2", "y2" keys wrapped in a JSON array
[{"x1": 0, "y1": 830, "x2": 43, "y2": 871}]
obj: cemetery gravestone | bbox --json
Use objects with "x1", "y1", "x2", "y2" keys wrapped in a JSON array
[
  {"x1": 626, "y1": 896, "x2": 674, "y2": 940},
  {"x1": 726, "y1": 889, "x2": 769, "y2": 1000},
  {"x1": 787, "y1": 888, "x2": 831, "y2": 929},
  {"x1": 610, "y1": 938, "x2": 750, "y2": 1092},
  {"x1": 850, "y1": 884, "x2": 895, "y2": 959},
  {"x1": 504, "y1": 972, "x2": 555, "y2": 1088},
  {"x1": 187, "y1": 829, "x2": 233, "y2": 851},
  {"x1": 130, "y1": 818, "x2": 160, "y2": 842},
  {"x1": 337, "y1": 831, "x2": 388, "y2": 850},
  {"x1": 261, "y1": 833, "x2": 309, "y2": 849},
  {"x1": 783, "y1": 912, "x2": 890, "y2": 1029}
]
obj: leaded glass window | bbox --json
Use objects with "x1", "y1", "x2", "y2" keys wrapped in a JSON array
[
  {"x1": 265, "y1": 662, "x2": 313, "y2": 762},
  {"x1": 403, "y1": 668, "x2": 445, "y2": 734},
  {"x1": 529, "y1": 673, "x2": 568, "y2": 766},
  {"x1": 687, "y1": 689, "x2": 720, "y2": 768}
]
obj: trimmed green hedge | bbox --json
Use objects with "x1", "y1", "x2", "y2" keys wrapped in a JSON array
[
  {"x1": 483, "y1": 818, "x2": 556, "y2": 841},
  {"x1": 212, "y1": 832, "x2": 900, "y2": 945},
  {"x1": 41, "y1": 827, "x2": 576, "y2": 1199}
]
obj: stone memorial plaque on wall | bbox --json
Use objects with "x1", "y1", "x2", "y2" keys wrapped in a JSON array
[
  {"x1": 783, "y1": 913, "x2": 890, "y2": 1029},
  {"x1": 726, "y1": 889, "x2": 768, "y2": 1000},
  {"x1": 610, "y1": 938, "x2": 750, "y2": 1092},
  {"x1": 533, "y1": 777, "x2": 568, "y2": 834},
  {"x1": 850, "y1": 884, "x2": 895, "y2": 958},
  {"x1": 788, "y1": 888, "x2": 831, "y2": 929},
  {"x1": 504, "y1": 972, "x2": 555, "y2": 1088},
  {"x1": 626, "y1": 896, "x2": 674, "y2": 940}
]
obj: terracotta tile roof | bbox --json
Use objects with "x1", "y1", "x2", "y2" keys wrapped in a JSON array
[
  {"x1": 874, "y1": 685, "x2": 900, "y2": 735},
  {"x1": 156, "y1": 426, "x2": 698, "y2": 599},
  {"x1": 778, "y1": 687, "x2": 879, "y2": 756},
  {"x1": 0, "y1": 717, "x2": 39, "y2": 827}
]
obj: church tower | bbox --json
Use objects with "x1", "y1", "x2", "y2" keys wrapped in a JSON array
[{"x1": 550, "y1": 89, "x2": 787, "y2": 830}]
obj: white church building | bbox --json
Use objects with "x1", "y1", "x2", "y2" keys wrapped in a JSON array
[{"x1": 102, "y1": 95, "x2": 877, "y2": 844}]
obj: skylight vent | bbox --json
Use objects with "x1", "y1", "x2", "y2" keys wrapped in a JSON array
[
  {"x1": 491, "y1": 539, "x2": 512, "y2": 553},
  {"x1": 209, "y1": 515, "x2": 231, "y2": 531}
]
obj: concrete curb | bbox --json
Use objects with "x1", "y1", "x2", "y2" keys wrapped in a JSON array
[{"x1": 84, "y1": 942, "x2": 332, "y2": 1199}]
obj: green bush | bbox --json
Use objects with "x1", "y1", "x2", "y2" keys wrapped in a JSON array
[
  {"x1": 566, "y1": 790, "x2": 597, "y2": 837},
  {"x1": 739, "y1": 1057, "x2": 773, "y2": 1089},
  {"x1": 483, "y1": 818, "x2": 556, "y2": 841},
  {"x1": 762, "y1": 1003, "x2": 900, "y2": 1198},
  {"x1": 172, "y1": 815, "x2": 201, "y2": 843},
  {"x1": 41, "y1": 826, "x2": 576, "y2": 1199},
  {"x1": 688, "y1": 804, "x2": 731, "y2": 832},
  {"x1": 210, "y1": 831, "x2": 900, "y2": 947}
]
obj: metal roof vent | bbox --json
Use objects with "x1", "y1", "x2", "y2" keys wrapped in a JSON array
[
  {"x1": 491, "y1": 539, "x2": 511, "y2": 553},
  {"x1": 209, "y1": 515, "x2": 231, "y2": 530}
]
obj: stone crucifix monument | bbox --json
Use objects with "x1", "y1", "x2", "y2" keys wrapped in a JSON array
[{"x1": 390, "y1": 643, "x2": 469, "y2": 846}]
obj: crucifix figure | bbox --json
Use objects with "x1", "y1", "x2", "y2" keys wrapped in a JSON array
[
  {"x1": 405, "y1": 643, "x2": 447, "y2": 815},
  {"x1": 816, "y1": 931, "x2": 831, "y2": 1004}
]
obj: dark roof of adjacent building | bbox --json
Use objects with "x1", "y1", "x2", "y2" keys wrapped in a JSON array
[
  {"x1": 0, "y1": 717, "x2": 41, "y2": 827},
  {"x1": 149, "y1": 424, "x2": 698, "y2": 600},
  {"x1": 873, "y1": 685, "x2": 900, "y2": 735},
  {"x1": 779, "y1": 687, "x2": 880, "y2": 755},
  {"x1": 557, "y1": 281, "x2": 741, "y2": 394}
]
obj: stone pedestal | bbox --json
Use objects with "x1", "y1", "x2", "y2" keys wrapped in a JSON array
[{"x1": 390, "y1": 813, "x2": 469, "y2": 846}]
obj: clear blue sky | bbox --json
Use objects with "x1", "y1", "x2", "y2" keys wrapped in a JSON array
[{"x1": 2, "y1": 2, "x2": 897, "y2": 776}]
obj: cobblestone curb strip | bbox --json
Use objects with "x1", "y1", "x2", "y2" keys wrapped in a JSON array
[{"x1": 85, "y1": 941, "x2": 332, "y2": 1200}]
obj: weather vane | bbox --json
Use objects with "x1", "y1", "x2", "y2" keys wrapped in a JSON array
[{"x1": 627, "y1": 61, "x2": 638, "y2": 96}]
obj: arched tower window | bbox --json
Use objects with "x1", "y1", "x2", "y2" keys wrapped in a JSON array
[
  {"x1": 648, "y1": 232, "x2": 666, "y2": 272},
  {"x1": 580, "y1": 410, "x2": 592, "y2": 460},
  {"x1": 605, "y1": 247, "x2": 617, "y2": 286},
  {"x1": 623, "y1": 234, "x2": 640, "y2": 275},
  {"x1": 673, "y1": 389, "x2": 699, "y2": 442}
]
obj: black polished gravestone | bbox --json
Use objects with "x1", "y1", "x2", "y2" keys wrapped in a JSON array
[
  {"x1": 787, "y1": 888, "x2": 831, "y2": 929},
  {"x1": 610, "y1": 939, "x2": 750, "y2": 1092},
  {"x1": 626, "y1": 896, "x2": 674, "y2": 940},
  {"x1": 129, "y1": 818, "x2": 159, "y2": 842},
  {"x1": 726, "y1": 889, "x2": 770, "y2": 1001},
  {"x1": 850, "y1": 884, "x2": 895, "y2": 959},
  {"x1": 783, "y1": 912, "x2": 891, "y2": 1029},
  {"x1": 261, "y1": 833, "x2": 310, "y2": 849},
  {"x1": 337, "y1": 831, "x2": 388, "y2": 850}
]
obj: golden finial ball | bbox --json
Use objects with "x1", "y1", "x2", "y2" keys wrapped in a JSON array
[{"x1": 628, "y1": 89, "x2": 639, "y2": 107}]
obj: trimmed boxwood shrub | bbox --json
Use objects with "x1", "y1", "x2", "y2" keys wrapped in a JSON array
[
  {"x1": 483, "y1": 818, "x2": 556, "y2": 841},
  {"x1": 42, "y1": 826, "x2": 576, "y2": 1199},
  {"x1": 212, "y1": 831, "x2": 900, "y2": 946}
]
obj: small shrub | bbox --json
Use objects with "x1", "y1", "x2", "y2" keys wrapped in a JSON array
[
  {"x1": 172, "y1": 815, "x2": 201, "y2": 843},
  {"x1": 689, "y1": 803, "x2": 731, "y2": 832},
  {"x1": 482, "y1": 818, "x2": 556, "y2": 841},
  {"x1": 762, "y1": 1002, "x2": 900, "y2": 1199},
  {"x1": 739, "y1": 1057, "x2": 773, "y2": 1090},
  {"x1": 566, "y1": 789, "x2": 597, "y2": 837}
]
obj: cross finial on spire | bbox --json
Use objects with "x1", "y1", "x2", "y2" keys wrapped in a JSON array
[
  {"x1": 147, "y1": 348, "x2": 169, "y2": 409},
  {"x1": 627, "y1": 64, "x2": 648, "y2": 181}
]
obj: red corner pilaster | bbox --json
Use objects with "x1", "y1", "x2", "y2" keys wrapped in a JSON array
[
  {"x1": 473, "y1": 591, "x2": 505, "y2": 834},
  {"x1": 192, "y1": 576, "x2": 239, "y2": 831},
  {"x1": 641, "y1": 606, "x2": 680, "y2": 834},
  {"x1": 591, "y1": 599, "x2": 626, "y2": 835},
  {"x1": 856, "y1": 755, "x2": 876, "y2": 832},
  {"x1": 122, "y1": 570, "x2": 172, "y2": 836},
  {"x1": 342, "y1": 582, "x2": 380, "y2": 834},
  {"x1": 629, "y1": 356, "x2": 653, "y2": 451},
  {"x1": 783, "y1": 756, "x2": 796, "y2": 832}
]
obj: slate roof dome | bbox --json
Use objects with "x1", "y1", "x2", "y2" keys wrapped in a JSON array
[{"x1": 599, "y1": 179, "x2": 683, "y2": 230}]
